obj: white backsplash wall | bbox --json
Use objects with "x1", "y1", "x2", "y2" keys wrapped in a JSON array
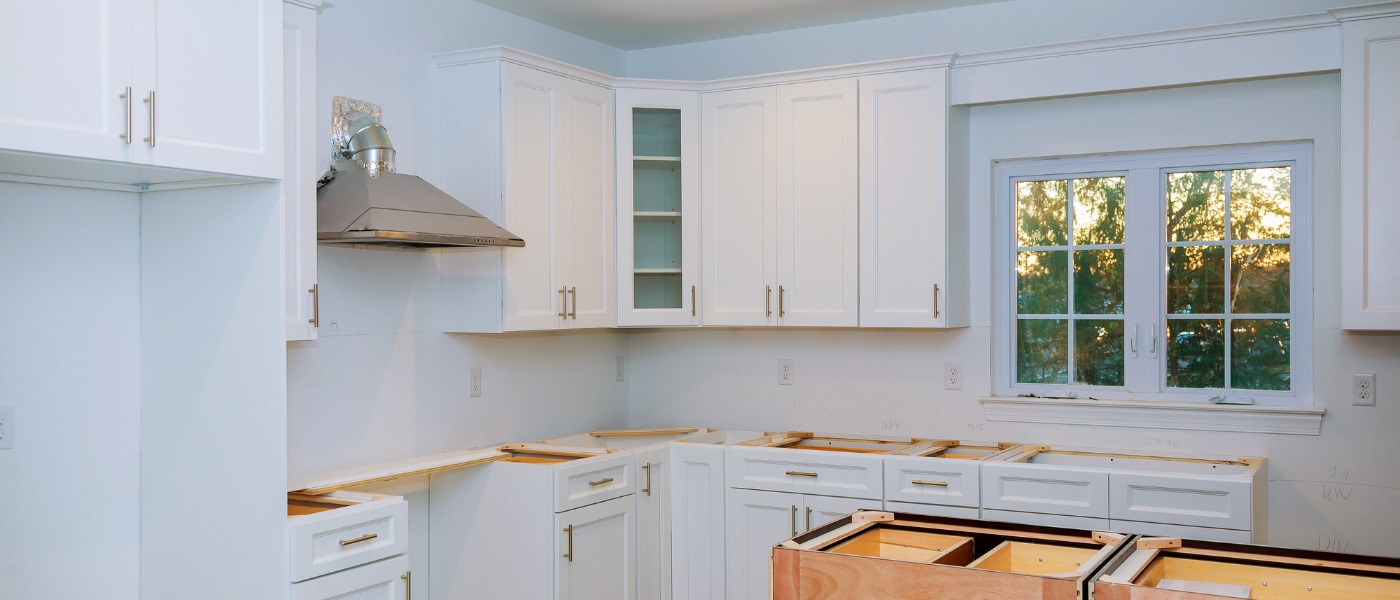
[{"x1": 628, "y1": 74, "x2": 1400, "y2": 558}]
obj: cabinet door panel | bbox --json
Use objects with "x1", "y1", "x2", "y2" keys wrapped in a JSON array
[
  {"x1": 565, "y1": 81, "x2": 615, "y2": 329},
  {"x1": 0, "y1": 0, "x2": 133, "y2": 162},
  {"x1": 289, "y1": 554, "x2": 408, "y2": 600},
  {"x1": 802, "y1": 494, "x2": 879, "y2": 532},
  {"x1": 637, "y1": 446, "x2": 671, "y2": 600},
  {"x1": 859, "y1": 69, "x2": 949, "y2": 328},
  {"x1": 775, "y1": 78, "x2": 859, "y2": 327},
  {"x1": 726, "y1": 488, "x2": 801, "y2": 600},
  {"x1": 670, "y1": 443, "x2": 726, "y2": 600},
  {"x1": 284, "y1": 3, "x2": 318, "y2": 341},
  {"x1": 1109, "y1": 473, "x2": 1252, "y2": 531},
  {"x1": 138, "y1": 0, "x2": 282, "y2": 178},
  {"x1": 502, "y1": 64, "x2": 565, "y2": 331},
  {"x1": 557, "y1": 495, "x2": 637, "y2": 600},
  {"x1": 702, "y1": 88, "x2": 776, "y2": 326}
]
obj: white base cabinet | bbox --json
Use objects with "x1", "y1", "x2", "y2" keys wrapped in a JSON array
[
  {"x1": 291, "y1": 555, "x2": 411, "y2": 600},
  {"x1": 725, "y1": 488, "x2": 878, "y2": 600},
  {"x1": 669, "y1": 442, "x2": 728, "y2": 600},
  {"x1": 637, "y1": 445, "x2": 672, "y2": 600},
  {"x1": 557, "y1": 495, "x2": 638, "y2": 600}
]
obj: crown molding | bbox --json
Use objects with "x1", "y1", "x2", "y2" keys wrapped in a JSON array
[
  {"x1": 1330, "y1": 1, "x2": 1400, "y2": 22},
  {"x1": 283, "y1": 0, "x2": 329, "y2": 12},
  {"x1": 695, "y1": 53, "x2": 958, "y2": 93},
  {"x1": 980, "y1": 396, "x2": 1325, "y2": 436},
  {"x1": 956, "y1": 12, "x2": 1338, "y2": 68},
  {"x1": 432, "y1": 46, "x2": 617, "y2": 88}
]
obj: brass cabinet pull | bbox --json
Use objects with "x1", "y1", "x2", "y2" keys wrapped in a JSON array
[
  {"x1": 402, "y1": 571, "x2": 411, "y2": 600},
  {"x1": 912, "y1": 480, "x2": 949, "y2": 487},
  {"x1": 142, "y1": 91, "x2": 156, "y2": 147},
  {"x1": 786, "y1": 471, "x2": 818, "y2": 478},
  {"x1": 563, "y1": 525, "x2": 573, "y2": 561},
  {"x1": 308, "y1": 284, "x2": 319, "y2": 326},
  {"x1": 588, "y1": 477, "x2": 614, "y2": 486},
  {"x1": 569, "y1": 287, "x2": 576, "y2": 319},
  {"x1": 790, "y1": 505, "x2": 797, "y2": 537},
  {"x1": 765, "y1": 286, "x2": 772, "y2": 317},
  {"x1": 558, "y1": 287, "x2": 567, "y2": 318},
  {"x1": 691, "y1": 285, "x2": 696, "y2": 317},
  {"x1": 779, "y1": 285, "x2": 785, "y2": 317},
  {"x1": 934, "y1": 283, "x2": 940, "y2": 318},
  {"x1": 805, "y1": 506, "x2": 812, "y2": 531},
  {"x1": 119, "y1": 87, "x2": 132, "y2": 143},
  {"x1": 641, "y1": 463, "x2": 651, "y2": 496},
  {"x1": 338, "y1": 533, "x2": 377, "y2": 546}
]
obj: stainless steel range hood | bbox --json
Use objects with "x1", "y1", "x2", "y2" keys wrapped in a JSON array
[{"x1": 316, "y1": 97, "x2": 523, "y2": 250}]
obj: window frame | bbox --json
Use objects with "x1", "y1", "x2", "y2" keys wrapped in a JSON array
[{"x1": 994, "y1": 143, "x2": 1313, "y2": 406}]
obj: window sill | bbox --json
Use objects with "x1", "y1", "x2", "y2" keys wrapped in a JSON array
[{"x1": 979, "y1": 396, "x2": 1325, "y2": 435}]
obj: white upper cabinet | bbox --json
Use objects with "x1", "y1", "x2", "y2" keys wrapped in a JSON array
[
  {"x1": 617, "y1": 88, "x2": 701, "y2": 327},
  {"x1": 858, "y1": 67, "x2": 968, "y2": 328},
  {"x1": 701, "y1": 87, "x2": 778, "y2": 327},
  {"x1": 775, "y1": 78, "x2": 859, "y2": 327},
  {"x1": 0, "y1": 0, "x2": 282, "y2": 180},
  {"x1": 436, "y1": 51, "x2": 615, "y2": 332},
  {"x1": 134, "y1": 0, "x2": 283, "y2": 179},
  {"x1": 1339, "y1": 12, "x2": 1400, "y2": 330},
  {"x1": 283, "y1": 1, "x2": 318, "y2": 342},
  {"x1": 0, "y1": 0, "x2": 135, "y2": 164}
]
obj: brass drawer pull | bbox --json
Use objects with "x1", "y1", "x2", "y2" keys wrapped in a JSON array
[
  {"x1": 786, "y1": 471, "x2": 818, "y2": 478},
  {"x1": 339, "y1": 533, "x2": 378, "y2": 546},
  {"x1": 563, "y1": 525, "x2": 573, "y2": 561},
  {"x1": 588, "y1": 477, "x2": 614, "y2": 486},
  {"x1": 912, "y1": 480, "x2": 949, "y2": 487}
]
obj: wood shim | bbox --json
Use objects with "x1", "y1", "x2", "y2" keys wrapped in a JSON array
[
  {"x1": 1138, "y1": 537, "x2": 1183, "y2": 550},
  {"x1": 288, "y1": 446, "x2": 511, "y2": 495},
  {"x1": 1092, "y1": 531, "x2": 1127, "y2": 545},
  {"x1": 588, "y1": 427, "x2": 701, "y2": 436},
  {"x1": 851, "y1": 511, "x2": 896, "y2": 523}
]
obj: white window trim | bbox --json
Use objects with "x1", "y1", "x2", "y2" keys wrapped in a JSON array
[{"x1": 993, "y1": 143, "x2": 1315, "y2": 410}]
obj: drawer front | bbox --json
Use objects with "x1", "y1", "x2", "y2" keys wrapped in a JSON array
[
  {"x1": 288, "y1": 498, "x2": 409, "y2": 582},
  {"x1": 290, "y1": 554, "x2": 409, "y2": 600},
  {"x1": 726, "y1": 446, "x2": 883, "y2": 500},
  {"x1": 555, "y1": 453, "x2": 637, "y2": 513},
  {"x1": 1109, "y1": 473, "x2": 1253, "y2": 531},
  {"x1": 980, "y1": 462, "x2": 1109, "y2": 518},
  {"x1": 883, "y1": 500, "x2": 980, "y2": 521},
  {"x1": 1108, "y1": 519, "x2": 1253, "y2": 544},
  {"x1": 981, "y1": 508, "x2": 1110, "y2": 532},
  {"x1": 883, "y1": 456, "x2": 980, "y2": 508}
]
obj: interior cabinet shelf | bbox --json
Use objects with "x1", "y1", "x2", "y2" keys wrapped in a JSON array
[
  {"x1": 635, "y1": 268, "x2": 683, "y2": 274},
  {"x1": 634, "y1": 211, "x2": 683, "y2": 221},
  {"x1": 634, "y1": 156, "x2": 681, "y2": 170}
]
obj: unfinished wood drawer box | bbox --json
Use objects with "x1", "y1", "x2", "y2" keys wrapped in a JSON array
[
  {"x1": 287, "y1": 491, "x2": 409, "y2": 583},
  {"x1": 728, "y1": 432, "x2": 921, "y2": 500},
  {"x1": 1092, "y1": 535, "x2": 1400, "y2": 600},
  {"x1": 773, "y1": 510, "x2": 1130, "y2": 599},
  {"x1": 986, "y1": 446, "x2": 1266, "y2": 542},
  {"x1": 884, "y1": 440, "x2": 1020, "y2": 509}
]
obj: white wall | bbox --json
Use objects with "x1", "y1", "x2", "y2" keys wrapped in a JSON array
[
  {"x1": 0, "y1": 183, "x2": 141, "y2": 600},
  {"x1": 628, "y1": 74, "x2": 1400, "y2": 558},
  {"x1": 625, "y1": 0, "x2": 1352, "y2": 80}
]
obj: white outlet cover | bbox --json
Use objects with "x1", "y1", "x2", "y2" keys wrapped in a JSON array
[
  {"x1": 469, "y1": 367, "x2": 482, "y2": 398},
  {"x1": 615, "y1": 356, "x2": 625, "y2": 382},
  {"x1": 0, "y1": 405, "x2": 12, "y2": 450},
  {"x1": 1353, "y1": 373, "x2": 1376, "y2": 406},
  {"x1": 945, "y1": 362, "x2": 964, "y2": 390},
  {"x1": 779, "y1": 359, "x2": 794, "y2": 385}
]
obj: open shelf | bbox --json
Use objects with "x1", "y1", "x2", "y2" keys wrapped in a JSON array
[{"x1": 631, "y1": 107, "x2": 685, "y2": 311}]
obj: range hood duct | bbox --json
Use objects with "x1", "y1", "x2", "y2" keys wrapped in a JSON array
[{"x1": 316, "y1": 100, "x2": 523, "y2": 249}]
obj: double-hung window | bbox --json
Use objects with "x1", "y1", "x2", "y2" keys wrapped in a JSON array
[{"x1": 995, "y1": 144, "x2": 1312, "y2": 405}]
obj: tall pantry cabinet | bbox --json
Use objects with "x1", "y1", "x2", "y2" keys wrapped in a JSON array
[
  {"x1": 283, "y1": 0, "x2": 320, "y2": 342},
  {"x1": 0, "y1": 0, "x2": 283, "y2": 180},
  {"x1": 436, "y1": 49, "x2": 616, "y2": 332}
]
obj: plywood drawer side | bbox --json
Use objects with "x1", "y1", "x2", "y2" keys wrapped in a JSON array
[
  {"x1": 289, "y1": 554, "x2": 409, "y2": 600},
  {"x1": 1108, "y1": 473, "x2": 1252, "y2": 531},
  {"x1": 288, "y1": 497, "x2": 409, "y2": 583},
  {"x1": 883, "y1": 456, "x2": 981, "y2": 508},
  {"x1": 726, "y1": 446, "x2": 883, "y2": 500},
  {"x1": 981, "y1": 462, "x2": 1110, "y2": 518},
  {"x1": 554, "y1": 452, "x2": 637, "y2": 513}
]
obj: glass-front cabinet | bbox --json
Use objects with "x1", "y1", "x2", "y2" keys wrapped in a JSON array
[{"x1": 616, "y1": 88, "x2": 701, "y2": 326}]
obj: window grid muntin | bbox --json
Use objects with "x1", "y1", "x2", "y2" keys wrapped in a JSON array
[
  {"x1": 1162, "y1": 166, "x2": 1293, "y2": 393},
  {"x1": 1015, "y1": 176, "x2": 1127, "y2": 386}
]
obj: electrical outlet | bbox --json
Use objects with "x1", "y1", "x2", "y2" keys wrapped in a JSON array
[
  {"x1": 615, "y1": 356, "x2": 625, "y2": 382},
  {"x1": 469, "y1": 367, "x2": 482, "y2": 398},
  {"x1": 945, "y1": 362, "x2": 963, "y2": 390},
  {"x1": 0, "y1": 405, "x2": 13, "y2": 450},
  {"x1": 779, "y1": 359, "x2": 794, "y2": 385},
  {"x1": 1353, "y1": 373, "x2": 1376, "y2": 406}
]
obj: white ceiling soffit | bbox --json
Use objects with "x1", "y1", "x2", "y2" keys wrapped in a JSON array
[{"x1": 467, "y1": 0, "x2": 1016, "y2": 50}]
